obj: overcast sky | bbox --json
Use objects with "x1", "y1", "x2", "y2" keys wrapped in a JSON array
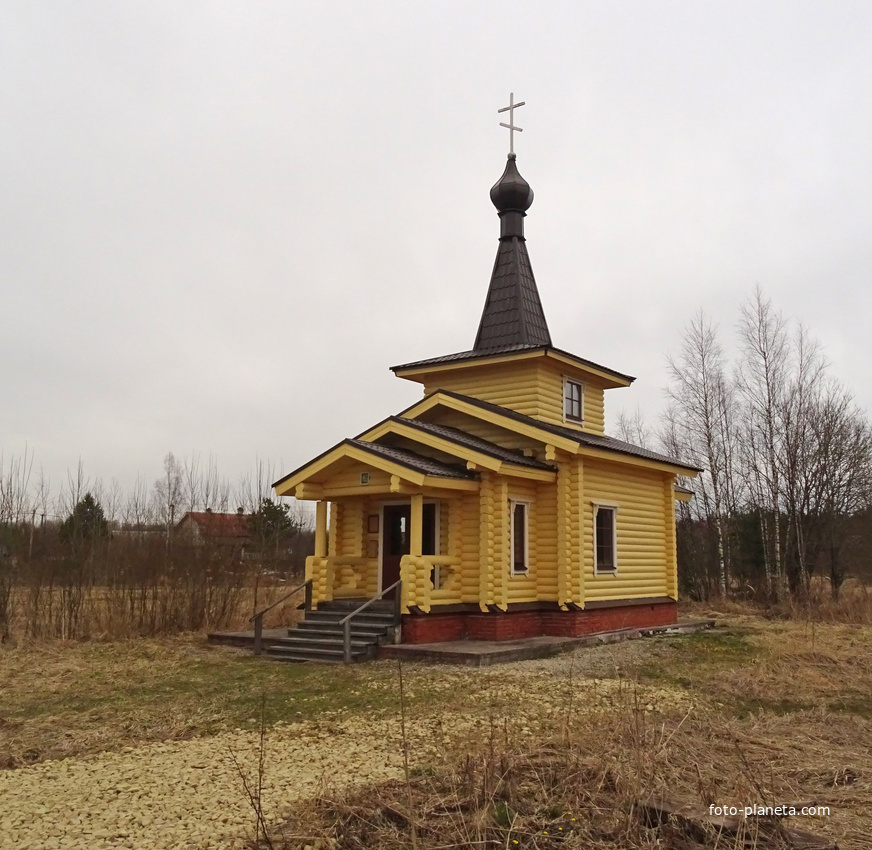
[{"x1": 3, "y1": 1, "x2": 872, "y2": 506}]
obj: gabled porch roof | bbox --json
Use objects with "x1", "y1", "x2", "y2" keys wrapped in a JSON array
[
  {"x1": 357, "y1": 416, "x2": 557, "y2": 482},
  {"x1": 273, "y1": 438, "x2": 479, "y2": 500}
]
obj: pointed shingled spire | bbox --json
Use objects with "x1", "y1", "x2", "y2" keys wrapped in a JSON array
[{"x1": 473, "y1": 154, "x2": 552, "y2": 352}]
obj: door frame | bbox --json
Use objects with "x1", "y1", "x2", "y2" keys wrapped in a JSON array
[{"x1": 377, "y1": 499, "x2": 441, "y2": 593}]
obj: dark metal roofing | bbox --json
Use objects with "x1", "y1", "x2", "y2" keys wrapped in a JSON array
[
  {"x1": 344, "y1": 439, "x2": 477, "y2": 480},
  {"x1": 391, "y1": 343, "x2": 636, "y2": 384},
  {"x1": 402, "y1": 390, "x2": 701, "y2": 473},
  {"x1": 473, "y1": 156, "x2": 551, "y2": 352},
  {"x1": 571, "y1": 432, "x2": 701, "y2": 472},
  {"x1": 273, "y1": 437, "x2": 479, "y2": 489},
  {"x1": 384, "y1": 416, "x2": 554, "y2": 471},
  {"x1": 490, "y1": 153, "x2": 534, "y2": 213},
  {"x1": 473, "y1": 236, "x2": 552, "y2": 351}
]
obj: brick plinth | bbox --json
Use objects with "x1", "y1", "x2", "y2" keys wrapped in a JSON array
[
  {"x1": 400, "y1": 613, "x2": 466, "y2": 644},
  {"x1": 400, "y1": 602, "x2": 677, "y2": 645}
]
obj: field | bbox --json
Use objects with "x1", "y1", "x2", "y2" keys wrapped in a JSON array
[{"x1": 1, "y1": 606, "x2": 871, "y2": 849}]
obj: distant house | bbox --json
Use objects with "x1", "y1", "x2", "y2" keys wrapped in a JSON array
[{"x1": 174, "y1": 509, "x2": 252, "y2": 560}]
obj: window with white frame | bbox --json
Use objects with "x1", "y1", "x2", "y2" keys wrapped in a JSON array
[
  {"x1": 563, "y1": 378, "x2": 584, "y2": 422},
  {"x1": 594, "y1": 504, "x2": 617, "y2": 573},
  {"x1": 510, "y1": 500, "x2": 529, "y2": 575}
]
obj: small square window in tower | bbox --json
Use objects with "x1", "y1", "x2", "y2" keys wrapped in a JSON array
[
  {"x1": 564, "y1": 379, "x2": 583, "y2": 422},
  {"x1": 595, "y1": 506, "x2": 616, "y2": 573}
]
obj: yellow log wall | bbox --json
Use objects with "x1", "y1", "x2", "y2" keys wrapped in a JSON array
[
  {"x1": 329, "y1": 498, "x2": 381, "y2": 598},
  {"x1": 506, "y1": 479, "x2": 538, "y2": 604},
  {"x1": 419, "y1": 360, "x2": 607, "y2": 435},
  {"x1": 569, "y1": 458, "x2": 585, "y2": 604},
  {"x1": 422, "y1": 411, "x2": 539, "y2": 453},
  {"x1": 478, "y1": 472, "x2": 496, "y2": 610},
  {"x1": 665, "y1": 481, "x2": 678, "y2": 600},
  {"x1": 530, "y1": 361, "x2": 607, "y2": 434},
  {"x1": 535, "y1": 479, "x2": 558, "y2": 599},
  {"x1": 460, "y1": 491, "x2": 480, "y2": 604},
  {"x1": 327, "y1": 503, "x2": 339, "y2": 556},
  {"x1": 556, "y1": 454, "x2": 571, "y2": 607},
  {"x1": 316, "y1": 466, "x2": 392, "y2": 490},
  {"x1": 423, "y1": 361, "x2": 543, "y2": 419},
  {"x1": 582, "y1": 460, "x2": 671, "y2": 602}
]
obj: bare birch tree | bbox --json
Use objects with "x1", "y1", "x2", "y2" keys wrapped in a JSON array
[
  {"x1": 735, "y1": 287, "x2": 790, "y2": 598},
  {"x1": 664, "y1": 311, "x2": 738, "y2": 596}
]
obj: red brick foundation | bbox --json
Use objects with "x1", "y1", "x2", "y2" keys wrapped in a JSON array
[{"x1": 401, "y1": 601, "x2": 677, "y2": 645}]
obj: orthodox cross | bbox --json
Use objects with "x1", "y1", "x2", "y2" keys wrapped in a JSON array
[{"x1": 498, "y1": 92, "x2": 525, "y2": 154}]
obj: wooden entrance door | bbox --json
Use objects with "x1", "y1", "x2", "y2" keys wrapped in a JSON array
[{"x1": 381, "y1": 503, "x2": 437, "y2": 597}]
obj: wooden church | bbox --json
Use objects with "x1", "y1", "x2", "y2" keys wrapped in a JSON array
[{"x1": 274, "y1": 146, "x2": 698, "y2": 645}]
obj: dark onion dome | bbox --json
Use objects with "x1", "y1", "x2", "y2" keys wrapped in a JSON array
[
  {"x1": 472, "y1": 153, "x2": 551, "y2": 351},
  {"x1": 490, "y1": 152, "x2": 534, "y2": 213}
]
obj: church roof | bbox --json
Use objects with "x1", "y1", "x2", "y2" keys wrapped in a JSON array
[
  {"x1": 344, "y1": 440, "x2": 476, "y2": 479},
  {"x1": 390, "y1": 343, "x2": 635, "y2": 384},
  {"x1": 473, "y1": 153, "x2": 551, "y2": 352},
  {"x1": 401, "y1": 389, "x2": 701, "y2": 473},
  {"x1": 391, "y1": 154, "x2": 633, "y2": 387},
  {"x1": 473, "y1": 230, "x2": 551, "y2": 350},
  {"x1": 372, "y1": 416, "x2": 554, "y2": 471}
]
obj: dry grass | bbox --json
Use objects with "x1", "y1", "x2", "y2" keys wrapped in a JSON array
[
  {"x1": 270, "y1": 612, "x2": 872, "y2": 850},
  {"x1": 2, "y1": 611, "x2": 871, "y2": 848},
  {"x1": 1, "y1": 579, "x2": 303, "y2": 643}
]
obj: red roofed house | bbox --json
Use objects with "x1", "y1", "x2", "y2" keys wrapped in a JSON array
[{"x1": 175, "y1": 509, "x2": 253, "y2": 560}]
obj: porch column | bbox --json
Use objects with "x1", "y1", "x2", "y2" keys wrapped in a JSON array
[
  {"x1": 409, "y1": 493, "x2": 425, "y2": 610},
  {"x1": 314, "y1": 500, "x2": 328, "y2": 557},
  {"x1": 410, "y1": 494, "x2": 423, "y2": 557}
]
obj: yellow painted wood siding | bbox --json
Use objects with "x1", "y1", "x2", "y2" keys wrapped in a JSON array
[
  {"x1": 583, "y1": 461, "x2": 671, "y2": 602},
  {"x1": 313, "y1": 465, "x2": 392, "y2": 489},
  {"x1": 460, "y1": 491, "x2": 480, "y2": 604},
  {"x1": 530, "y1": 361, "x2": 606, "y2": 435},
  {"x1": 493, "y1": 479, "x2": 509, "y2": 610},
  {"x1": 421, "y1": 411, "x2": 539, "y2": 453},
  {"x1": 362, "y1": 499, "x2": 380, "y2": 596},
  {"x1": 478, "y1": 471, "x2": 496, "y2": 610},
  {"x1": 423, "y1": 361, "x2": 542, "y2": 419},
  {"x1": 535, "y1": 479, "x2": 558, "y2": 599},
  {"x1": 506, "y1": 479, "x2": 538, "y2": 603},
  {"x1": 569, "y1": 458, "x2": 585, "y2": 604},
  {"x1": 418, "y1": 359, "x2": 608, "y2": 435},
  {"x1": 665, "y1": 481, "x2": 678, "y2": 600},
  {"x1": 327, "y1": 503, "x2": 339, "y2": 556}
]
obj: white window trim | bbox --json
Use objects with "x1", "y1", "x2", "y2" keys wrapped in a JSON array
[
  {"x1": 563, "y1": 376, "x2": 585, "y2": 424},
  {"x1": 592, "y1": 501, "x2": 619, "y2": 575},
  {"x1": 510, "y1": 499, "x2": 531, "y2": 576}
]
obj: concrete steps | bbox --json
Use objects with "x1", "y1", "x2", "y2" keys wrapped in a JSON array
[{"x1": 263, "y1": 600, "x2": 398, "y2": 664}]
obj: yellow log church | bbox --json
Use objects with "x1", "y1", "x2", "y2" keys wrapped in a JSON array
[{"x1": 274, "y1": 151, "x2": 697, "y2": 643}]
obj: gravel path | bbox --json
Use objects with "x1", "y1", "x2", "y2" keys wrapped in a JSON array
[
  {"x1": 0, "y1": 648, "x2": 690, "y2": 849},
  {"x1": 0, "y1": 717, "x2": 424, "y2": 850}
]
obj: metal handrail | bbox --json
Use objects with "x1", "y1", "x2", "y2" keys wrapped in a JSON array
[
  {"x1": 250, "y1": 578, "x2": 313, "y2": 656},
  {"x1": 338, "y1": 579, "x2": 402, "y2": 663}
]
